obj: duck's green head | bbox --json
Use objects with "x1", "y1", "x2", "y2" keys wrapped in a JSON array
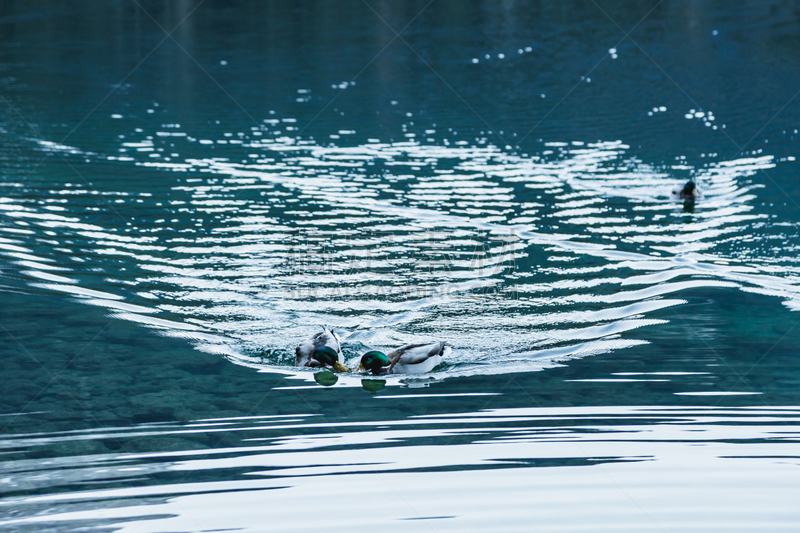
[
  {"x1": 359, "y1": 351, "x2": 390, "y2": 374},
  {"x1": 682, "y1": 181, "x2": 697, "y2": 196},
  {"x1": 312, "y1": 346, "x2": 348, "y2": 372}
]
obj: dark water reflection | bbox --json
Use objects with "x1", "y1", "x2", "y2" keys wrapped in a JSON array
[{"x1": 2, "y1": 0, "x2": 800, "y2": 530}]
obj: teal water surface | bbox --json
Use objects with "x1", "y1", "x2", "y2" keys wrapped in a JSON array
[{"x1": 1, "y1": 1, "x2": 800, "y2": 531}]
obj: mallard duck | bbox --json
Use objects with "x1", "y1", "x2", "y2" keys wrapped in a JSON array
[
  {"x1": 296, "y1": 327, "x2": 347, "y2": 372},
  {"x1": 671, "y1": 180, "x2": 701, "y2": 201},
  {"x1": 358, "y1": 341, "x2": 449, "y2": 375}
]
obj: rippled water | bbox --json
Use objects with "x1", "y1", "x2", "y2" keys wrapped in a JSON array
[
  {"x1": 3, "y1": 406, "x2": 800, "y2": 531},
  {"x1": 9, "y1": 132, "x2": 800, "y2": 384},
  {"x1": 2, "y1": 0, "x2": 800, "y2": 530}
]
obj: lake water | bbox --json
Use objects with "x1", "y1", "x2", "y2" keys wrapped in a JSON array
[{"x1": 1, "y1": 1, "x2": 800, "y2": 530}]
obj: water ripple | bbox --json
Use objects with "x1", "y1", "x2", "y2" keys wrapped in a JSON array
[
  {"x1": 0, "y1": 407, "x2": 798, "y2": 531},
  {"x1": 0, "y1": 132, "x2": 797, "y2": 383}
]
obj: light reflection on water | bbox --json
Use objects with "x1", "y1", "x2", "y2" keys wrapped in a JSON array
[
  {"x1": 2, "y1": 1, "x2": 800, "y2": 530},
  {"x1": 0, "y1": 406, "x2": 799, "y2": 531},
  {"x1": 0, "y1": 129, "x2": 798, "y2": 384}
]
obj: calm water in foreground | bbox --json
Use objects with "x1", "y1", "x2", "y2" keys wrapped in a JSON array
[{"x1": 1, "y1": 1, "x2": 800, "y2": 530}]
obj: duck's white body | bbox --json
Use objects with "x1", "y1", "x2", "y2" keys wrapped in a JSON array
[
  {"x1": 295, "y1": 327, "x2": 344, "y2": 367},
  {"x1": 387, "y1": 341, "x2": 449, "y2": 374}
]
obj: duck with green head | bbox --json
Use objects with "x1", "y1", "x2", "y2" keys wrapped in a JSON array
[
  {"x1": 296, "y1": 326, "x2": 348, "y2": 372},
  {"x1": 358, "y1": 341, "x2": 449, "y2": 375}
]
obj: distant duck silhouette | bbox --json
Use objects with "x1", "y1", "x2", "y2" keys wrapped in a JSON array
[
  {"x1": 358, "y1": 341, "x2": 449, "y2": 375},
  {"x1": 671, "y1": 180, "x2": 701, "y2": 201},
  {"x1": 296, "y1": 326, "x2": 347, "y2": 372}
]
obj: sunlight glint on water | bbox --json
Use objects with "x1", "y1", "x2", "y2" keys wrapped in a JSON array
[
  {"x1": 2, "y1": 2, "x2": 800, "y2": 531},
  {"x1": 1, "y1": 407, "x2": 799, "y2": 531},
  {"x1": 0, "y1": 130, "x2": 794, "y2": 384}
]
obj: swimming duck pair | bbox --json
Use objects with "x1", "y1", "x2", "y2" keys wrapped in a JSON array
[{"x1": 295, "y1": 326, "x2": 449, "y2": 375}]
